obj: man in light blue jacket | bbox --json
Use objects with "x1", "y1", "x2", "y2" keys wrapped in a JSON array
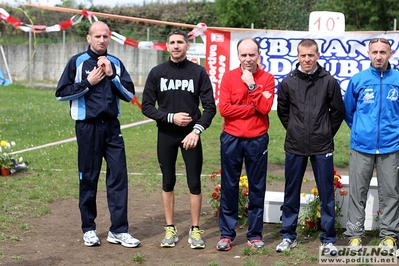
[{"x1": 343, "y1": 38, "x2": 399, "y2": 253}]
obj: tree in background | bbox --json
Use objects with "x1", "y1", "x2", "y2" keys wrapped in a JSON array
[
  {"x1": 183, "y1": 1, "x2": 219, "y2": 27},
  {"x1": 261, "y1": 0, "x2": 309, "y2": 30},
  {"x1": 214, "y1": 0, "x2": 310, "y2": 30},
  {"x1": 214, "y1": 0, "x2": 399, "y2": 31},
  {"x1": 1, "y1": 0, "x2": 398, "y2": 45},
  {"x1": 312, "y1": 0, "x2": 399, "y2": 31},
  {"x1": 213, "y1": 0, "x2": 263, "y2": 28}
]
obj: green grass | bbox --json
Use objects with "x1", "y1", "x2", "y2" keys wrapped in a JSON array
[
  {"x1": 290, "y1": 245, "x2": 318, "y2": 262},
  {"x1": 243, "y1": 257, "x2": 261, "y2": 266},
  {"x1": 267, "y1": 174, "x2": 285, "y2": 185},
  {"x1": 0, "y1": 83, "x2": 351, "y2": 245},
  {"x1": 131, "y1": 253, "x2": 145, "y2": 263}
]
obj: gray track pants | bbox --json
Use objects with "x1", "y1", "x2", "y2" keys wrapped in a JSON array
[{"x1": 343, "y1": 149, "x2": 399, "y2": 240}]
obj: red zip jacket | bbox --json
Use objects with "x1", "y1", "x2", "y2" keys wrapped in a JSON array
[{"x1": 219, "y1": 66, "x2": 275, "y2": 138}]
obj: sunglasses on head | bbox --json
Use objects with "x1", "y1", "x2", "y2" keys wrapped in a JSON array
[
  {"x1": 369, "y1": 38, "x2": 391, "y2": 47},
  {"x1": 167, "y1": 29, "x2": 188, "y2": 39}
]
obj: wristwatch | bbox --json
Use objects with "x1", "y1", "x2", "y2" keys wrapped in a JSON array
[
  {"x1": 248, "y1": 84, "x2": 257, "y2": 91},
  {"x1": 193, "y1": 128, "x2": 201, "y2": 135}
]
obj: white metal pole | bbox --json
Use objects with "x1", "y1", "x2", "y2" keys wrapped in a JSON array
[{"x1": 29, "y1": 31, "x2": 32, "y2": 85}]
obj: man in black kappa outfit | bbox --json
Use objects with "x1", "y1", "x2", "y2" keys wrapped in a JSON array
[{"x1": 142, "y1": 29, "x2": 216, "y2": 249}]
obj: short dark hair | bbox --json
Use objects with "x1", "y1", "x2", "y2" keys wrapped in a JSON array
[
  {"x1": 237, "y1": 38, "x2": 260, "y2": 51},
  {"x1": 167, "y1": 29, "x2": 189, "y2": 42},
  {"x1": 298, "y1": 38, "x2": 319, "y2": 53}
]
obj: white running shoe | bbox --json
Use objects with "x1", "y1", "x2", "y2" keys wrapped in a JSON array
[
  {"x1": 107, "y1": 231, "x2": 140, "y2": 248},
  {"x1": 276, "y1": 238, "x2": 297, "y2": 252},
  {"x1": 83, "y1": 230, "x2": 101, "y2": 247},
  {"x1": 320, "y1": 242, "x2": 338, "y2": 256}
]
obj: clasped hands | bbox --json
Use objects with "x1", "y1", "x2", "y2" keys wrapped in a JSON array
[
  {"x1": 173, "y1": 112, "x2": 198, "y2": 150},
  {"x1": 87, "y1": 56, "x2": 113, "y2": 86}
]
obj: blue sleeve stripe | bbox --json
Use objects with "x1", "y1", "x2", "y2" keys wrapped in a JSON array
[
  {"x1": 112, "y1": 74, "x2": 134, "y2": 101},
  {"x1": 56, "y1": 88, "x2": 89, "y2": 101},
  {"x1": 108, "y1": 56, "x2": 134, "y2": 101},
  {"x1": 70, "y1": 97, "x2": 86, "y2": 120},
  {"x1": 56, "y1": 57, "x2": 88, "y2": 101}
]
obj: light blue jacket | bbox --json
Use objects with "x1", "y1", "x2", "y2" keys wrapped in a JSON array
[{"x1": 344, "y1": 64, "x2": 399, "y2": 154}]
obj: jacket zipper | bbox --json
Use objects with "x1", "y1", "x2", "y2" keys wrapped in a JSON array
[{"x1": 376, "y1": 72, "x2": 383, "y2": 154}]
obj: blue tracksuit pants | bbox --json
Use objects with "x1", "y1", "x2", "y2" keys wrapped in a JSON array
[
  {"x1": 280, "y1": 152, "x2": 336, "y2": 244},
  {"x1": 219, "y1": 131, "x2": 269, "y2": 241},
  {"x1": 76, "y1": 117, "x2": 129, "y2": 234}
]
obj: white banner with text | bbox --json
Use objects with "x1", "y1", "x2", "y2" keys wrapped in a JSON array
[{"x1": 205, "y1": 30, "x2": 399, "y2": 106}]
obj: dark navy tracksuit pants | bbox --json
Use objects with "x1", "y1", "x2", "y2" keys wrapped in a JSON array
[
  {"x1": 219, "y1": 131, "x2": 269, "y2": 241},
  {"x1": 76, "y1": 117, "x2": 129, "y2": 234},
  {"x1": 280, "y1": 152, "x2": 337, "y2": 244}
]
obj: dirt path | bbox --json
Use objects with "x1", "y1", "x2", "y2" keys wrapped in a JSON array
[{"x1": 0, "y1": 166, "x2": 350, "y2": 266}]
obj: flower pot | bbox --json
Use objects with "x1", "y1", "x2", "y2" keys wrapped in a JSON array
[
  {"x1": 0, "y1": 167, "x2": 11, "y2": 176},
  {"x1": 305, "y1": 218, "x2": 321, "y2": 229},
  {"x1": 305, "y1": 220, "x2": 316, "y2": 229}
]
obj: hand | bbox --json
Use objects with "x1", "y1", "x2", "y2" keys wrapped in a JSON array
[
  {"x1": 182, "y1": 131, "x2": 199, "y2": 150},
  {"x1": 241, "y1": 69, "x2": 255, "y2": 86},
  {"x1": 173, "y1": 112, "x2": 193, "y2": 127},
  {"x1": 87, "y1": 66, "x2": 105, "y2": 86},
  {"x1": 97, "y1": 56, "x2": 113, "y2": 77},
  {"x1": 262, "y1": 91, "x2": 272, "y2": 99}
]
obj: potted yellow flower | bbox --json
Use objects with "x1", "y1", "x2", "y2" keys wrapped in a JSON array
[
  {"x1": 0, "y1": 140, "x2": 13, "y2": 175},
  {"x1": 0, "y1": 140, "x2": 27, "y2": 176},
  {"x1": 208, "y1": 170, "x2": 249, "y2": 225},
  {"x1": 299, "y1": 169, "x2": 347, "y2": 229},
  {"x1": 299, "y1": 187, "x2": 321, "y2": 229}
]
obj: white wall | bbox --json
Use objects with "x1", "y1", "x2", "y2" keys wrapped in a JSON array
[{"x1": 0, "y1": 42, "x2": 162, "y2": 86}]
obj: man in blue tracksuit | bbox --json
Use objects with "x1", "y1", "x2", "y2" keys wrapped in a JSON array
[
  {"x1": 55, "y1": 21, "x2": 140, "y2": 248},
  {"x1": 343, "y1": 37, "x2": 399, "y2": 252}
]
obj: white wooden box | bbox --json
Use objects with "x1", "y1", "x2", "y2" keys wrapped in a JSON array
[
  {"x1": 264, "y1": 175, "x2": 379, "y2": 230},
  {"x1": 263, "y1": 191, "x2": 312, "y2": 223}
]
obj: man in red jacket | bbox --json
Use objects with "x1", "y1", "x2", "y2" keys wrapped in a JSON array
[{"x1": 216, "y1": 38, "x2": 275, "y2": 251}]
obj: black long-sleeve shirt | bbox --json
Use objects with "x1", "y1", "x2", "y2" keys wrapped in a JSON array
[{"x1": 142, "y1": 59, "x2": 216, "y2": 133}]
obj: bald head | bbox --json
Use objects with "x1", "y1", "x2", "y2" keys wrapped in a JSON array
[
  {"x1": 87, "y1": 21, "x2": 110, "y2": 55},
  {"x1": 88, "y1": 21, "x2": 110, "y2": 36}
]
